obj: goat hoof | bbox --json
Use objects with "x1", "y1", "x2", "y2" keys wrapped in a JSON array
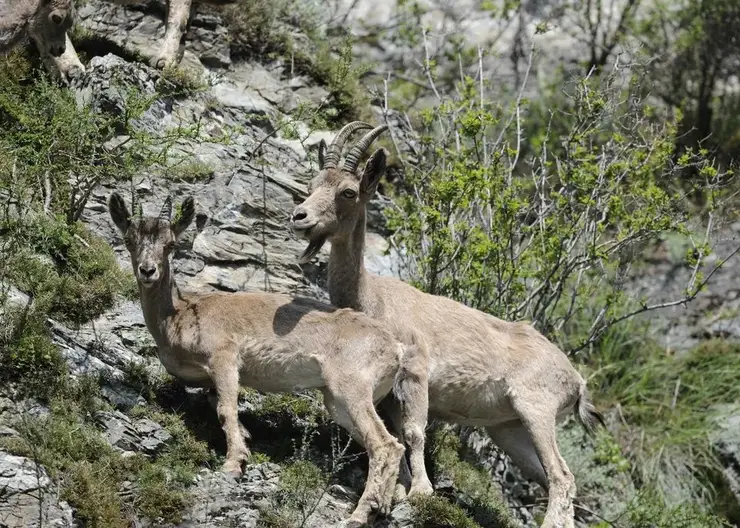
[
  {"x1": 409, "y1": 480, "x2": 434, "y2": 497},
  {"x1": 221, "y1": 460, "x2": 244, "y2": 478},
  {"x1": 151, "y1": 55, "x2": 174, "y2": 70}
]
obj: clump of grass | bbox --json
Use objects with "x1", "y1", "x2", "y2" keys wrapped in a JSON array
[
  {"x1": 1, "y1": 392, "x2": 215, "y2": 525},
  {"x1": 1, "y1": 403, "x2": 133, "y2": 527},
  {"x1": 409, "y1": 495, "x2": 481, "y2": 528},
  {"x1": 587, "y1": 322, "x2": 740, "y2": 512},
  {"x1": 601, "y1": 487, "x2": 732, "y2": 528},
  {"x1": 157, "y1": 65, "x2": 208, "y2": 98},
  {"x1": 430, "y1": 426, "x2": 518, "y2": 527},
  {"x1": 164, "y1": 160, "x2": 214, "y2": 183},
  {"x1": 256, "y1": 391, "x2": 326, "y2": 423}
]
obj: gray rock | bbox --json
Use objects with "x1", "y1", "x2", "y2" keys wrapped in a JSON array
[
  {"x1": 75, "y1": 0, "x2": 231, "y2": 70},
  {"x1": 96, "y1": 410, "x2": 172, "y2": 455},
  {"x1": 182, "y1": 463, "x2": 281, "y2": 526},
  {"x1": 0, "y1": 452, "x2": 75, "y2": 527}
]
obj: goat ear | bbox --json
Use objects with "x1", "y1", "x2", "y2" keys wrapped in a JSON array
[
  {"x1": 171, "y1": 196, "x2": 196, "y2": 238},
  {"x1": 108, "y1": 192, "x2": 131, "y2": 234},
  {"x1": 318, "y1": 139, "x2": 327, "y2": 170},
  {"x1": 360, "y1": 148, "x2": 386, "y2": 197}
]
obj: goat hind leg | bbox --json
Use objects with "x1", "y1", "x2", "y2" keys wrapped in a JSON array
[
  {"x1": 512, "y1": 400, "x2": 576, "y2": 528},
  {"x1": 394, "y1": 344, "x2": 433, "y2": 497},
  {"x1": 381, "y1": 396, "x2": 433, "y2": 498},
  {"x1": 378, "y1": 397, "x2": 414, "y2": 502},
  {"x1": 486, "y1": 422, "x2": 547, "y2": 488}
]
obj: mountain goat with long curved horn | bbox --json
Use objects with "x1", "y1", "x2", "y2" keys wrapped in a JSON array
[{"x1": 290, "y1": 121, "x2": 606, "y2": 528}]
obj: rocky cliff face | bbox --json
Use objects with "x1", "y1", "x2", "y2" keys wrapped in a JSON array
[{"x1": 2, "y1": 1, "x2": 739, "y2": 527}]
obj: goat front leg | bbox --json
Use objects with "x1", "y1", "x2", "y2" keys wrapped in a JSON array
[
  {"x1": 153, "y1": 0, "x2": 192, "y2": 69},
  {"x1": 206, "y1": 389, "x2": 252, "y2": 443},
  {"x1": 39, "y1": 34, "x2": 85, "y2": 82},
  {"x1": 324, "y1": 388, "x2": 404, "y2": 527},
  {"x1": 211, "y1": 353, "x2": 250, "y2": 476}
]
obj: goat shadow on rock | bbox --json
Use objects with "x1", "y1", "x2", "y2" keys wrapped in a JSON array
[{"x1": 151, "y1": 379, "x2": 369, "y2": 478}]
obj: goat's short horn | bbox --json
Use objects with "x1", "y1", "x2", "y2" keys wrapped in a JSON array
[
  {"x1": 324, "y1": 121, "x2": 374, "y2": 169},
  {"x1": 159, "y1": 195, "x2": 173, "y2": 220},
  {"x1": 343, "y1": 124, "x2": 389, "y2": 174},
  {"x1": 131, "y1": 188, "x2": 143, "y2": 218}
]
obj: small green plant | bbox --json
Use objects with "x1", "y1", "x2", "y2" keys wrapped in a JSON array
[
  {"x1": 262, "y1": 460, "x2": 329, "y2": 527},
  {"x1": 430, "y1": 426, "x2": 518, "y2": 527},
  {"x1": 409, "y1": 495, "x2": 481, "y2": 528},
  {"x1": 594, "y1": 430, "x2": 630, "y2": 473}
]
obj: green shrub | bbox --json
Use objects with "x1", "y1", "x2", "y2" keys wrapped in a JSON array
[
  {"x1": 387, "y1": 61, "x2": 726, "y2": 356},
  {"x1": 409, "y1": 495, "x2": 481, "y2": 528},
  {"x1": 4, "y1": 218, "x2": 135, "y2": 325},
  {"x1": 0, "y1": 307, "x2": 67, "y2": 399},
  {"x1": 430, "y1": 426, "x2": 518, "y2": 528},
  {"x1": 261, "y1": 459, "x2": 328, "y2": 527}
]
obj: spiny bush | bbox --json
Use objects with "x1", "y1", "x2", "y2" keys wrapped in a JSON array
[{"x1": 387, "y1": 58, "x2": 731, "y2": 357}]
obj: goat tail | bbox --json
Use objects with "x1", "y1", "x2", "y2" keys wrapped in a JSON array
[{"x1": 575, "y1": 384, "x2": 606, "y2": 435}]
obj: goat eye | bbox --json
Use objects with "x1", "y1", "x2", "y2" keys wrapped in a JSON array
[{"x1": 341, "y1": 189, "x2": 357, "y2": 199}]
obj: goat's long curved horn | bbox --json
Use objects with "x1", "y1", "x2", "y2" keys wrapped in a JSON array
[
  {"x1": 343, "y1": 124, "x2": 389, "y2": 174},
  {"x1": 159, "y1": 195, "x2": 173, "y2": 220},
  {"x1": 324, "y1": 121, "x2": 374, "y2": 169}
]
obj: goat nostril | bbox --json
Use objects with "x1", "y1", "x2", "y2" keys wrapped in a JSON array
[
  {"x1": 138, "y1": 265, "x2": 156, "y2": 278},
  {"x1": 52, "y1": 14, "x2": 63, "y2": 25},
  {"x1": 292, "y1": 210, "x2": 307, "y2": 222}
]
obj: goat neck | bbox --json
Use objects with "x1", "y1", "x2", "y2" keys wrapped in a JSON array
[
  {"x1": 328, "y1": 208, "x2": 372, "y2": 311},
  {"x1": 137, "y1": 260, "x2": 181, "y2": 346}
]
